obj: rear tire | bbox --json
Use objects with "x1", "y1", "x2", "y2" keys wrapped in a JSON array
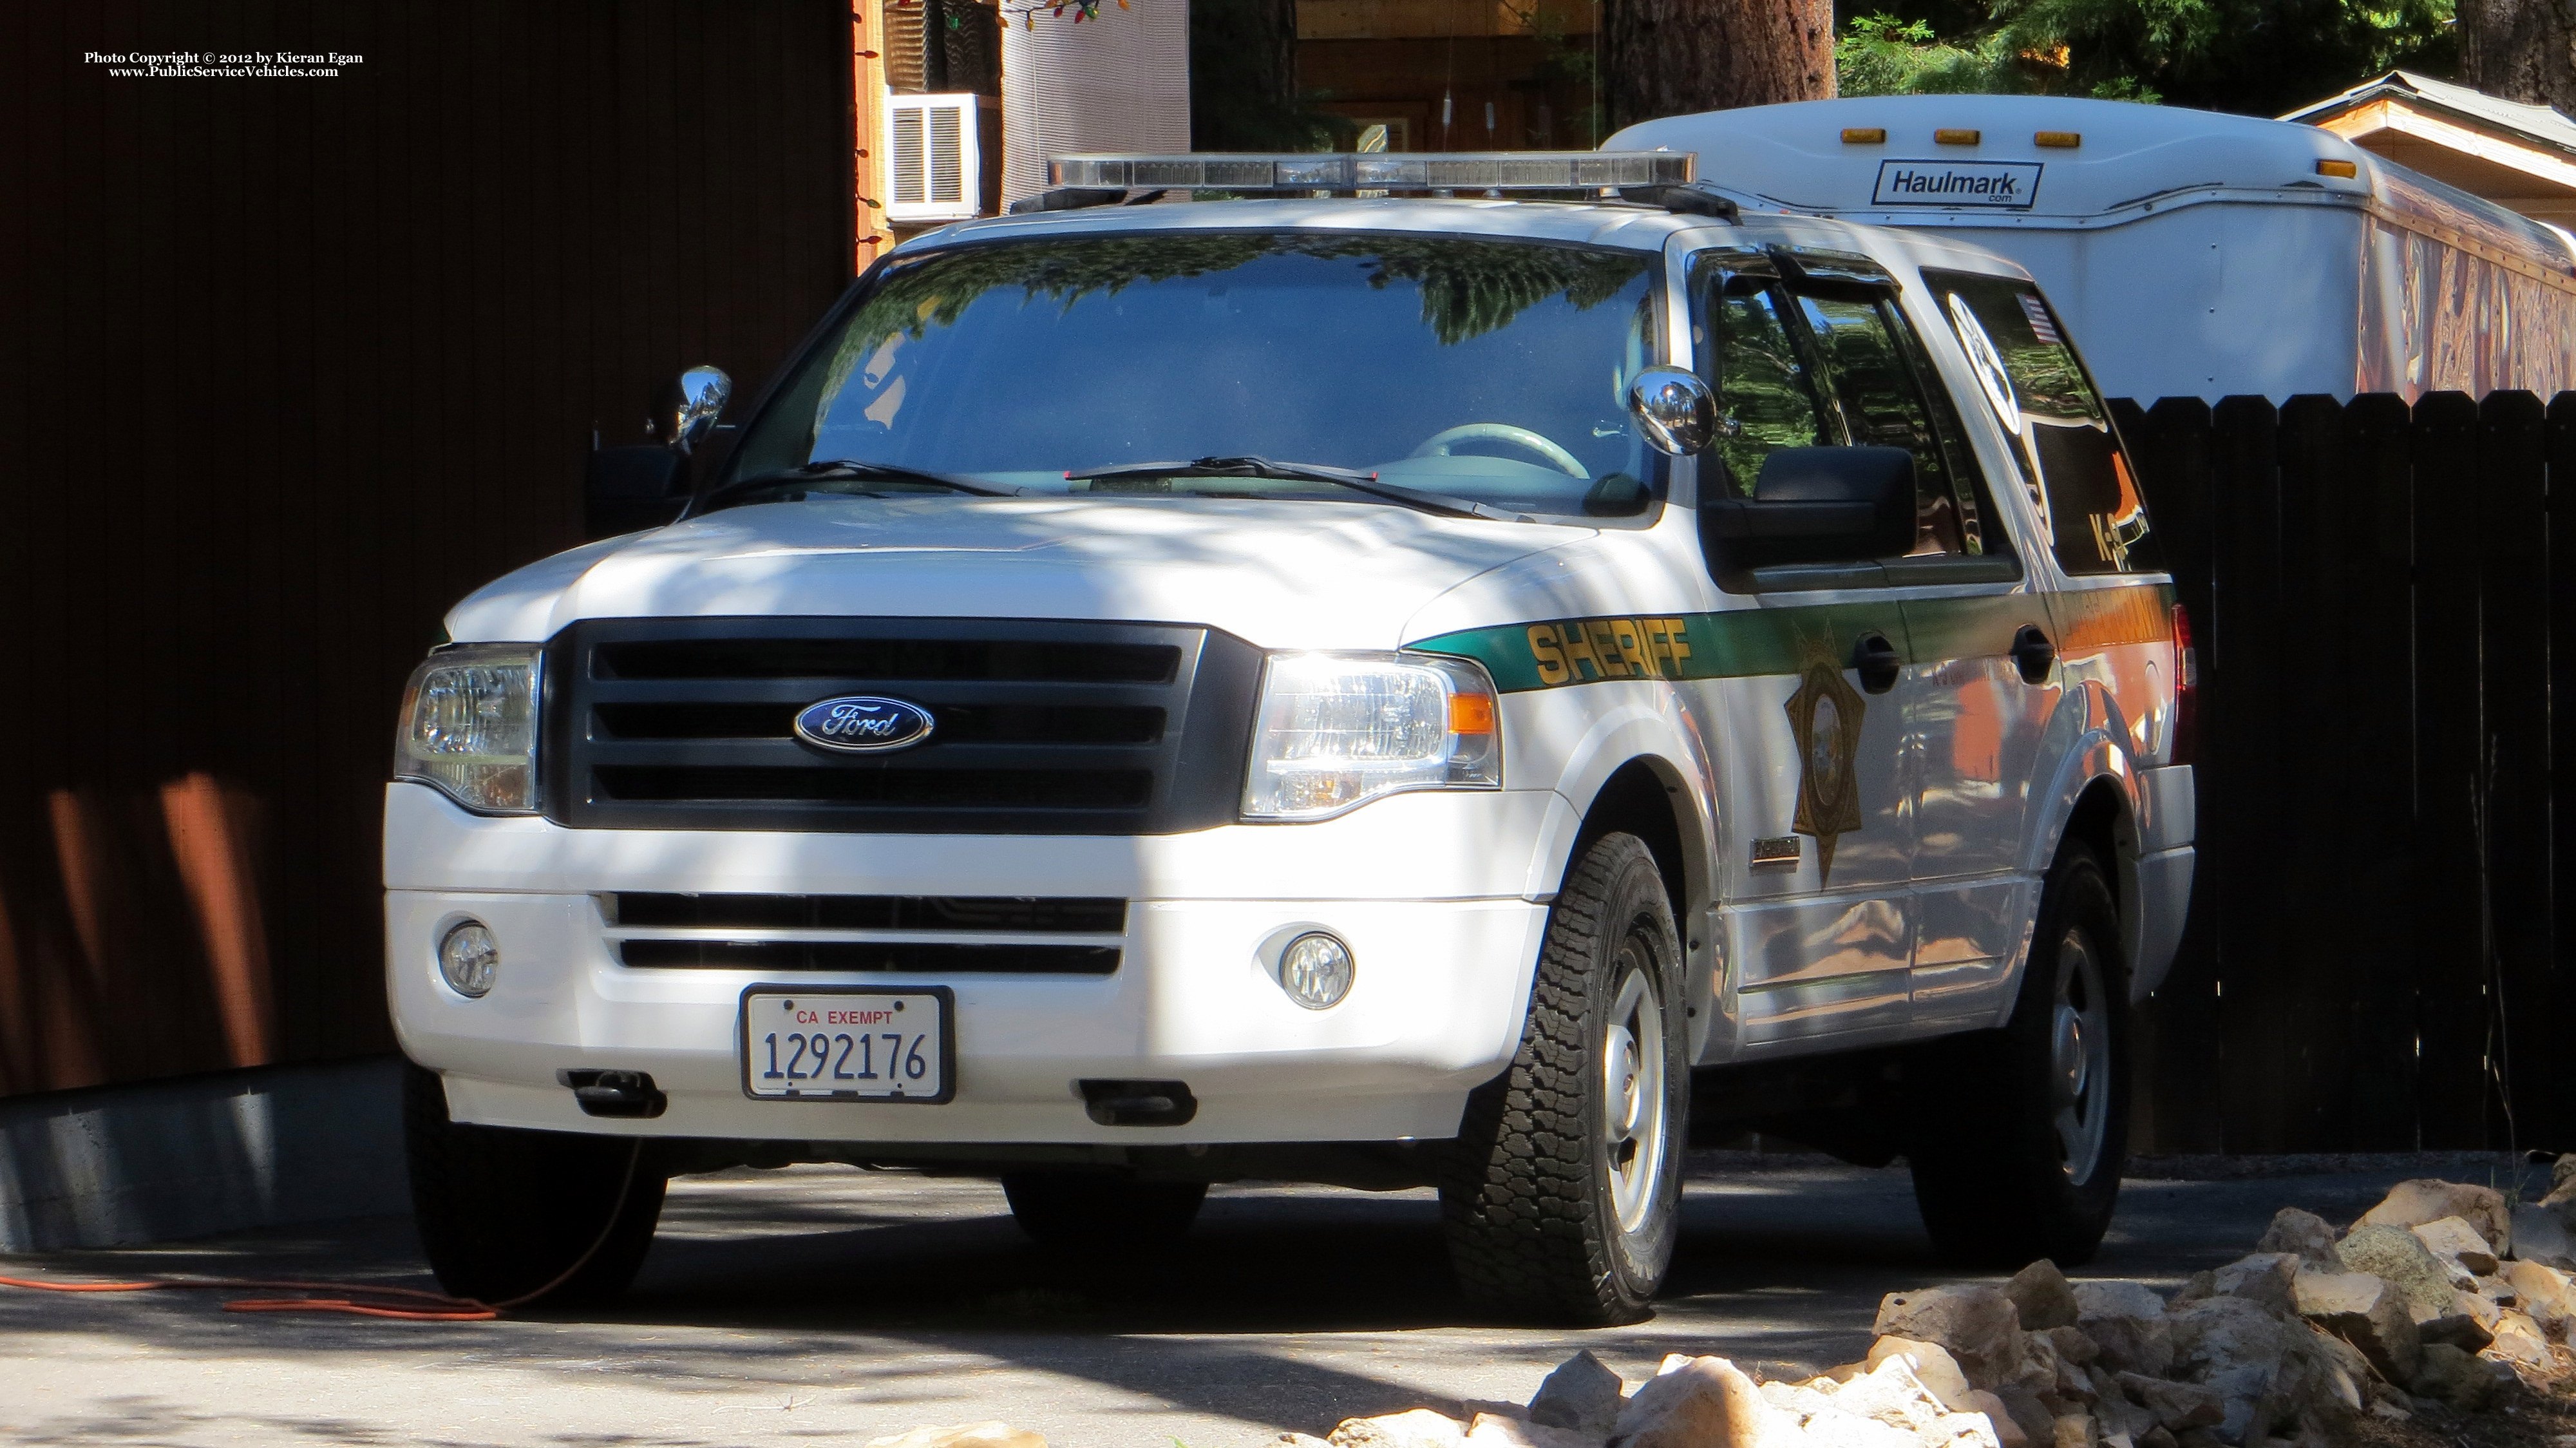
[
  {"x1": 403, "y1": 1064, "x2": 665, "y2": 1306},
  {"x1": 1439, "y1": 831, "x2": 1689, "y2": 1324},
  {"x1": 1000, "y1": 1172, "x2": 1207, "y2": 1249},
  {"x1": 1907, "y1": 845, "x2": 2129, "y2": 1267}
]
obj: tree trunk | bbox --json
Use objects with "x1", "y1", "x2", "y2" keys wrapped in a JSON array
[
  {"x1": 2459, "y1": 0, "x2": 2576, "y2": 111},
  {"x1": 1189, "y1": 0, "x2": 1306, "y2": 149},
  {"x1": 1602, "y1": 0, "x2": 1834, "y2": 133},
  {"x1": 1267, "y1": 0, "x2": 1300, "y2": 119}
]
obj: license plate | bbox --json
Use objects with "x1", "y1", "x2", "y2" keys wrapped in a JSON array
[{"x1": 737, "y1": 986, "x2": 954, "y2": 1103}]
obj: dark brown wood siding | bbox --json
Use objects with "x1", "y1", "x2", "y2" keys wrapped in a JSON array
[
  {"x1": 2119, "y1": 392, "x2": 2576, "y2": 1154},
  {"x1": 0, "y1": 1, "x2": 855, "y2": 1096}
]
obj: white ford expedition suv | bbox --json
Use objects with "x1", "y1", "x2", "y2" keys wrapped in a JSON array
[{"x1": 388, "y1": 151, "x2": 2195, "y2": 1324}]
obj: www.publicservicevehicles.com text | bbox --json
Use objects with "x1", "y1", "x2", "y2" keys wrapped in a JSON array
[{"x1": 84, "y1": 52, "x2": 363, "y2": 78}]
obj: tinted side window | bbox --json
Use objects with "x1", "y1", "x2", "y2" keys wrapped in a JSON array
[
  {"x1": 1694, "y1": 271, "x2": 1828, "y2": 499},
  {"x1": 1889, "y1": 310, "x2": 1997, "y2": 558},
  {"x1": 1927, "y1": 270, "x2": 2159, "y2": 575},
  {"x1": 1794, "y1": 293, "x2": 1973, "y2": 557}
]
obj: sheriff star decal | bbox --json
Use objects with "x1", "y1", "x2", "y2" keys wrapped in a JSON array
[{"x1": 1784, "y1": 640, "x2": 1867, "y2": 884}]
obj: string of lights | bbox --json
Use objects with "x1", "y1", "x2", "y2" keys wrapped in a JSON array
[{"x1": 888, "y1": 0, "x2": 1132, "y2": 28}]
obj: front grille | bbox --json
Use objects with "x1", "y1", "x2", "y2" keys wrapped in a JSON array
[
  {"x1": 591, "y1": 765, "x2": 1153, "y2": 808},
  {"x1": 591, "y1": 702, "x2": 1164, "y2": 744},
  {"x1": 607, "y1": 894, "x2": 1126, "y2": 975},
  {"x1": 546, "y1": 618, "x2": 1263, "y2": 834},
  {"x1": 591, "y1": 637, "x2": 1180, "y2": 683},
  {"x1": 611, "y1": 893, "x2": 1127, "y2": 932},
  {"x1": 617, "y1": 940, "x2": 1119, "y2": 973}
]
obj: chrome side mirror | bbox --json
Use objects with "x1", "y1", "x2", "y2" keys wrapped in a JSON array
[
  {"x1": 1626, "y1": 365, "x2": 1718, "y2": 456},
  {"x1": 654, "y1": 365, "x2": 732, "y2": 454}
]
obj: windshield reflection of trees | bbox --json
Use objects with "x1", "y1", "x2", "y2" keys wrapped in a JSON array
[
  {"x1": 817, "y1": 234, "x2": 1652, "y2": 401},
  {"x1": 1706, "y1": 289, "x2": 1828, "y2": 497}
]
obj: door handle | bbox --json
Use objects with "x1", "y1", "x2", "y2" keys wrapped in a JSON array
[
  {"x1": 2011, "y1": 624, "x2": 2056, "y2": 685},
  {"x1": 1852, "y1": 632, "x2": 1900, "y2": 694}
]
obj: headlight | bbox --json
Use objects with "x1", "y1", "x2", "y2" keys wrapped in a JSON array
[
  {"x1": 1241, "y1": 651, "x2": 1500, "y2": 821},
  {"x1": 394, "y1": 643, "x2": 542, "y2": 814}
]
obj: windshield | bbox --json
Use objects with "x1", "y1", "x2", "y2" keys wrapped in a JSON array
[{"x1": 717, "y1": 231, "x2": 1667, "y2": 520}]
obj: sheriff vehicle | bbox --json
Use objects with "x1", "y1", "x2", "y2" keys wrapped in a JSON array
[{"x1": 386, "y1": 151, "x2": 2195, "y2": 1324}]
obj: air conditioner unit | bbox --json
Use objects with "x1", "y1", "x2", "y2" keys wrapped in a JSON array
[{"x1": 885, "y1": 93, "x2": 982, "y2": 222}]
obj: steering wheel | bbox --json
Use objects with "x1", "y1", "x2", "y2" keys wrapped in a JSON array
[{"x1": 1409, "y1": 423, "x2": 1587, "y2": 478}]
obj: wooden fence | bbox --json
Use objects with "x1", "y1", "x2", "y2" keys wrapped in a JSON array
[
  {"x1": 0, "y1": 0, "x2": 856, "y2": 1098},
  {"x1": 2116, "y1": 392, "x2": 2576, "y2": 1155}
]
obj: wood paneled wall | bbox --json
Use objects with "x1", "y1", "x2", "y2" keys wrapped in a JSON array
[{"x1": 0, "y1": 0, "x2": 855, "y2": 1097}]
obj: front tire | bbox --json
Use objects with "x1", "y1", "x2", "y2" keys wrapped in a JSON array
[
  {"x1": 403, "y1": 1064, "x2": 666, "y2": 1306},
  {"x1": 1907, "y1": 845, "x2": 2129, "y2": 1266},
  {"x1": 1440, "y1": 832, "x2": 1689, "y2": 1324}
]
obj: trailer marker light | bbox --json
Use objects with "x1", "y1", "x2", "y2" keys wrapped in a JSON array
[
  {"x1": 1935, "y1": 129, "x2": 1982, "y2": 146},
  {"x1": 2034, "y1": 131, "x2": 2081, "y2": 148},
  {"x1": 2316, "y1": 158, "x2": 2358, "y2": 178},
  {"x1": 1841, "y1": 128, "x2": 1886, "y2": 144}
]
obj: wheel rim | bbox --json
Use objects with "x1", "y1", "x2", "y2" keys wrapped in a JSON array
[
  {"x1": 1601, "y1": 931, "x2": 1670, "y2": 1236},
  {"x1": 2049, "y1": 925, "x2": 2112, "y2": 1185}
]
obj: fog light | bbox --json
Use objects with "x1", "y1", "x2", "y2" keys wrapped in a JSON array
[
  {"x1": 439, "y1": 920, "x2": 499, "y2": 998},
  {"x1": 1278, "y1": 932, "x2": 1354, "y2": 1010}
]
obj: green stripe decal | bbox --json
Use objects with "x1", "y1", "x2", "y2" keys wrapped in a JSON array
[
  {"x1": 1406, "y1": 602, "x2": 1904, "y2": 692},
  {"x1": 1405, "y1": 583, "x2": 2171, "y2": 694}
]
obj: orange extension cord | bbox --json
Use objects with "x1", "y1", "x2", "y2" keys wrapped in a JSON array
[{"x1": 0, "y1": 1141, "x2": 643, "y2": 1322}]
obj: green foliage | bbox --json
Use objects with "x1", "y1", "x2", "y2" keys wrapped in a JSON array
[
  {"x1": 1832, "y1": 0, "x2": 2456, "y2": 115},
  {"x1": 1836, "y1": 15, "x2": 2034, "y2": 97}
]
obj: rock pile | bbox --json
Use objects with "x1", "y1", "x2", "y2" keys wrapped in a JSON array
[{"x1": 1290, "y1": 1168, "x2": 2576, "y2": 1448}]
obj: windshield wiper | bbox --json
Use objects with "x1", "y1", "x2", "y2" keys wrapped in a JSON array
[
  {"x1": 705, "y1": 459, "x2": 1027, "y2": 509},
  {"x1": 1070, "y1": 455, "x2": 1526, "y2": 521}
]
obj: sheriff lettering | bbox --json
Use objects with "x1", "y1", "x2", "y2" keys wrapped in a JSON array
[{"x1": 1524, "y1": 616, "x2": 1695, "y2": 686}]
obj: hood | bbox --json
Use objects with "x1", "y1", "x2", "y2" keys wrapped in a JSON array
[{"x1": 445, "y1": 495, "x2": 1592, "y2": 651}]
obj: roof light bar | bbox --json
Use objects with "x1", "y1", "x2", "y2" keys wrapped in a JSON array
[{"x1": 1048, "y1": 151, "x2": 1694, "y2": 193}]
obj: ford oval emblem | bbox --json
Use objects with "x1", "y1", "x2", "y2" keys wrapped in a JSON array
[{"x1": 793, "y1": 696, "x2": 936, "y2": 754}]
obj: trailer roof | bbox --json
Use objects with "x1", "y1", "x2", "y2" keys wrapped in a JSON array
[
  {"x1": 1609, "y1": 95, "x2": 2379, "y2": 222},
  {"x1": 1609, "y1": 94, "x2": 2576, "y2": 280}
]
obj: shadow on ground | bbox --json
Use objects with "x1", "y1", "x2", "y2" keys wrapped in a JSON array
[{"x1": 1, "y1": 1153, "x2": 2552, "y2": 1448}]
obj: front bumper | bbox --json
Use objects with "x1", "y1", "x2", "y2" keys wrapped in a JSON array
[{"x1": 386, "y1": 784, "x2": 1561, "y2": 1143}]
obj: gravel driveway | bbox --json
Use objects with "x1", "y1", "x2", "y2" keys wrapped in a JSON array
[{"x1": 3, "y1": 1151, "x2": 2548, "y2": 1448}]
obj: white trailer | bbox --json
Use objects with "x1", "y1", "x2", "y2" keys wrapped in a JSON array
[{"x1": 1610, "y1": 95, "x2": 2576, "y2": 404}]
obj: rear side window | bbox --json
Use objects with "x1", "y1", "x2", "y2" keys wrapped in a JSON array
[{"x1": 1928, "y1": 270, "x2": 2159, "y2": 575}]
